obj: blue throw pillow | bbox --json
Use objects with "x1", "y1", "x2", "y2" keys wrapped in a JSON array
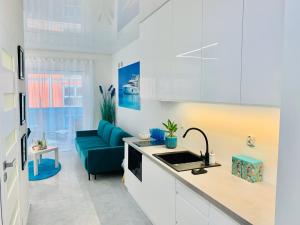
[
  {"x1": 101, "y1": 123, "x2": 114, "y2": 143},
  {"x1": 109, "y1": 127, "x2": 126, "y2": 146},
  {"x1": 97, "y1": 120, "x2": 108, "y2": 136}
]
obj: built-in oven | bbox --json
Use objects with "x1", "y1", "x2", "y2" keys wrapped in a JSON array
[{"x1": 128, "y1": 145, "x2": 142, "y2": 182}]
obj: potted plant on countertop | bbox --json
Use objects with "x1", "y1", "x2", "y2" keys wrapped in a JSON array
[{"x1": 163, "y1": 119, "x2": 178, "y2": 149}]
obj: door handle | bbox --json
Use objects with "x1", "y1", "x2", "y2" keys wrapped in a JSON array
[{"x1": 3, "y1": 159, "x2": 16, "y2": 170}]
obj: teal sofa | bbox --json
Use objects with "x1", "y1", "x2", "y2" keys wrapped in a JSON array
[{"x1": 75, "y1": 120, "x2": 130, "y2": 180}]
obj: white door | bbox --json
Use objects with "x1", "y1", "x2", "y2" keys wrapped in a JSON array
[
  {"x1": 0, "y1": 1, "x2": 24, "y2": 224},
  {"x1": 0, "y1": 49, "x2": 22, "y2": 225}
]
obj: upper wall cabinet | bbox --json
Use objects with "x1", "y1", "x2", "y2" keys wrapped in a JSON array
[
  {"x1": 165, "y1": 0, "x2": 203, "y2": 101},
  {"x1": 241, "y1": 0, "x2": 284, "y2": 106},
  {"x1": 201, "y1": 0, "x2": 243, "y2": 104},
  {"x1": 140, "y1": 0, "x2": 173, "y2": 100},
  {"x1": 140, "y1": 0, "x2": 283, "y2": 106}
]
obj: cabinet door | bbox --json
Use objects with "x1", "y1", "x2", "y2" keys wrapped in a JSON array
[
  {"x1": 140, "y1": 8, "x2": 157, "y2": 100},
  {"x1": 176, "y1": 194, "x2": 209, "y2": 225},
  {"x1": 142, "y1": 156, "x2": 176, "y2": 225},
  {"x1": 241, "y1": 0, "x2": 283, "y2": 106},
  {"x1": 201, "y1": 0, "x2": 243, "y2": 104},
  {"x1": 140, "y1": 1, "x2": 173, "y2": 100},
  {"x1": 209, "y1": 205, "x2": 240, "y2": 225},
  {"x1": 176, "y1": 180, "x2": 210, "y2": 217},
  {"x1": 167, "y1": 0, "x2": 203, "y2": 101}
]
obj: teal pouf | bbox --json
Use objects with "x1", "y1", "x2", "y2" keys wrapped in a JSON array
[{"x1": 28, "y1": 158, "x2": 61, "y2": 181}]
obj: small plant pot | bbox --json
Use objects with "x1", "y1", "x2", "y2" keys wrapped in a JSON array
[{"x1": 165, "y1": 136, "x2": 177, "y2": 149}]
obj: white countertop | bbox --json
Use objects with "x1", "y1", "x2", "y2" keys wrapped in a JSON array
[{"x1": 124, "y1": 138, "x2": 276, "y2": 225}]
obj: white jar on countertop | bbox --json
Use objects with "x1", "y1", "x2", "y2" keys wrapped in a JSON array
[{"x1": 209, "y1": 151, "x2": 216, "y2": 165}]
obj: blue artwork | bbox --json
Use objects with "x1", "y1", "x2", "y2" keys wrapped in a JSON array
[{"x1": 118, "y1": 62, "x2": 140, "y2": 110}]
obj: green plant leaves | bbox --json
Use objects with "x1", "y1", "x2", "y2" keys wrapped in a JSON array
[
  {"x1": 162, "y1": 119, "x2": 178, "y2": 137},
  {"x1": 100, "y1": 86, "x2": 116, "y2": 124}
]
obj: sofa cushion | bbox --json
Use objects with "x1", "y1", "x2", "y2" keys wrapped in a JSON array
[
  {"x1": 101, "y1": 123, "x2": 114, "y2": 143},
  {"x1": 75, "y1": 136, "x2": 107, "y2": 150},
  {"x1": 80, "y1": 145, "x2": 109, "y2": 159},
  {"x1": 76, "y1": 136, "x2": 105, "y2": 144},
  {"x1": 97, "y1": 120, "x2": 109, "y2": 136},
  {"x1": 109, "y1": 127, "x2": 128, "y2": 146}
]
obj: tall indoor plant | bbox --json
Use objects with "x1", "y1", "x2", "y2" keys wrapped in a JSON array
[
  {"x1": 162, "y1": 119, "x2": 178, "y2": 149},
  {"x1": 99, "y1": 84, "x2": 116, "y2": 124}
]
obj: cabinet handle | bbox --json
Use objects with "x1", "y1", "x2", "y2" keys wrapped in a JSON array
[{"x1": 3, "y1": 159, "x2": 16, "y2": 170}]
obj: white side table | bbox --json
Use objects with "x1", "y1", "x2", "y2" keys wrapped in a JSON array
[{"x1": 31, "y1": 146, "x2": 59, "y2": 176}]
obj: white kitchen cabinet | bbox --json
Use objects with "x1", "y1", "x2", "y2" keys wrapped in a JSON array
[
  {"x1": 164, "y1": 0, "x2": 203, "y2": 101},
  {"x1": 124, "y1": 144, "x2": 146, "y2": 211},
  {"x1": 140, "y1": 7, "x2": 156, "y2": 99},
  {"x1": 176, "y1": 195, "x2": 209, "y2": 225},
  {"x1": 124, "y1": 144, "x2": 242, "y2": 225},
  {"x1": 140, "y1": 1, "x2": 172, "y2": 100},
  {"x1": 176, "y1": 180, "x2": 210, "y2": 217},
  {"x1": 140, "y1": 0, "x2": 283, "y2": 105},
  {"x1": 176, "y1": 180, "x2": 240, "y2": 225},
  {"x1": 241, "y1": 0, "x2": 284, "y2": 106},
  {"x1": 124, "y1": 144, "x2": 175, "y2": 225},
  {"x1": 210, "y1": 205, "x2": 240, "y2": 225},
  {"x1": 155, "y1": 0, "x2": 243, "y2": 103},
  {"x1": 142, "y1": 156, "x2": 176, "y2": 225},
  {"x1": 201, "y1": 0, "x2": 243, "y2": 104},
  {"x1": 176, "y1": 180, "x2": 210, "y2": 225}
]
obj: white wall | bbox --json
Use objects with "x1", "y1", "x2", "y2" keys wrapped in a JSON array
[
  {"x1": 26, "y1": 49, "x2": 112, "y2": 128},
  {"x1": 275, "y1": 0, "x2": 300, "y2": 224},
  {"x1": 112, "y1": 39, "x2": 280, "y2": 185}
]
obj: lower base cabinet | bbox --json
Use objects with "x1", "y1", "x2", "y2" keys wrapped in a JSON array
[
  {"x1": 124, "y1": 144, "x2": 175, "y2": 225},
  {"x1": 176, "y1": 180, "x2": 240, "y2": 225},
  {"x1": 209, "y1": 205, "x2": 240, "y2": 225},
  {"x1": 143, "y1": 156, "x2": 176, "y2": 225},
  {"x1": 176, "y1": 180, "x2": 210, "y2": 225},
  {"x1": 124, "y1": 144, "x2": 241, "y2": 225},
  {"x1": 176, "y1": 194, "x2": 209, "y2": 225}
]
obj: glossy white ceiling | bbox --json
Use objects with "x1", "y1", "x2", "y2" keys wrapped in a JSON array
[{"x1": 23, "y1": 0, "x2": 140, "y2": 54}]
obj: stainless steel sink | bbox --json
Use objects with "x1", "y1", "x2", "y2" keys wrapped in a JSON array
[{"x1": 153, "y1": 151, "x2": 204, "y2": 172}]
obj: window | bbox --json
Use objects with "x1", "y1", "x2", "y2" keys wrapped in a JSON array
[
  {"x1": 27, "y1": 72, "x2": 85, "y2": 150},
  {"x1": 28, "y1": 74, "x2": 83, "y2": 108},
  {"x1": 64, "y1": 0, "x2": 81, "y2": 21},
  {"x1": 63, "y1": 85, "x2": 83, "y2": 107}
]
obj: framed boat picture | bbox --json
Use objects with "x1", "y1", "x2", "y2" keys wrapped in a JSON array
[
  {"x1": 18, "y1": 45, "x2": 25, "y2": 80},
  {"x1": 118, "y1": 62, "x2": 140, "y2": 110},
  {"x1": 21, "y1": 133, "x2": 27, "y2": 170},
  {"x1": 19, "y1": 93, "x2": 26, "y2": 125}
]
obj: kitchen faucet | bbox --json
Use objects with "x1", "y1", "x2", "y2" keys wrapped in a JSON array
[{"x1": 182, "y1": 127, "x2": 210, "y2": 166}]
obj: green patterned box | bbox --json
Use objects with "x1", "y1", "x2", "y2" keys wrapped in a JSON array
[
  {"x1": 232, "y1": 155, "x2": 243, "y2": 178},
  {"x1": 232, "y1": 155, "x2": 263, "y2": 183}
]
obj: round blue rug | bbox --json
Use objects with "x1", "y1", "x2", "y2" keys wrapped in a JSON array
[{"x1": 28, "y1": 158, "x2": 61, "y2": 181}]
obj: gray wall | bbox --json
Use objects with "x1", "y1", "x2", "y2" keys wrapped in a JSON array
[{"x1": 276, "y1": 0, "x2": 300, "y2": 224}]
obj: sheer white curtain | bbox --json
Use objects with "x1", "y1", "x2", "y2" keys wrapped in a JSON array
[{"x1": 26, "y1": 56, "x2": 94, "y2": 151}]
